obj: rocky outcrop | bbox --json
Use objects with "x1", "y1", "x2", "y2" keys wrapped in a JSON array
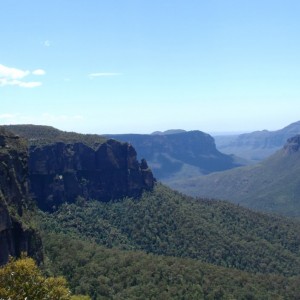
[
  {"x1": 283, "y1": 135, "x2": 300, "y2": 154},
  {"x1": 29, "y1": 139, "x2": 155, "y2": 211},
  {"x1": 0, "y1": 128, "x2": 42, "y2": 265}
]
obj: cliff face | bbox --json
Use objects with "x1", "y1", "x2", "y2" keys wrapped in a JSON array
[
  {"x1": 29, "y1": 139, "x2": 155, "y2": 211},
  {"x1": 283, "y1": 134, "x2": 300, "y2": 154},
  {"x1": 0, "y1": 129, "x2": 42, "y2": 265},
  {"x1": 107, "y1": 131, "x2": 242, "y2": 180}
]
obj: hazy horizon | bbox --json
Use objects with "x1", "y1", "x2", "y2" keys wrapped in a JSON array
[{"x1": 1, "y1": 1, "x2": 300, "y2": 134}]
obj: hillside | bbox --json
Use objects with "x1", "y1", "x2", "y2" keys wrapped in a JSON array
[
  {"x1": 43, "y1": 233, "x2": 300, "y2": 300},
  {"x1": 36, "y1": 184, "x2": 300, "y2": 298},
  {"x1": 106, "y1": 131, "x2": 242, "y2": 181},
  {"x1": 214, "y1": 120, "x2": 300, "y2": 162},
  {"x1": 38, "y1": 184, "x2": 300, "y2": 276},
  {"x1": 169, "y1": 135, "x2": 300, "y2": 218}
]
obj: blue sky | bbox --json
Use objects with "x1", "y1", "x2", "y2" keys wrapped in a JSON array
[{"x1": 1, "y1": 0, "x2": 300, "y2": 134}]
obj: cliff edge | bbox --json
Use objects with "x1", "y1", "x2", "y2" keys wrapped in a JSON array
[
  {"x1": 0, "y1": 128, "x2": 42, "y2": 265},
  {"x1": 29, "y1": 139, "x2": 155, "y2": 211}
]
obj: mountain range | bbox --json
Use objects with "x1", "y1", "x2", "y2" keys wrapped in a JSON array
[
  {"x1": 169, "y1": 134, "x2": 300, "y2": 218},
  {"x1": 1, "y1": 124, "x2": 300, "y2": 298},
  {"x1": 214, "y1": 120, "x2": 300, "y2": 162},
  {"x1": 106, "y1": 131, "x2": 243, "y2": 181}
]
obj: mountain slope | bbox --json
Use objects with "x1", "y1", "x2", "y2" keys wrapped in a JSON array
[
  {"x1": 107, "y1": 131, "x2": 242, "y2": 181},
  {"x1": 169, "y1": 135, "x2": 300, "y2": 217},
  {"x1": 214, "y1": 120, "x2": 300, "y2": 162},
  {"x1": 37, "y1": 184, "x2": 300, "y2": 298},
  {"x1": 38, "y1": 184, "x2": 300, "y2": 276},
  {"x1": 43, "y1": 233, "x2": 300, "y2": 300}
]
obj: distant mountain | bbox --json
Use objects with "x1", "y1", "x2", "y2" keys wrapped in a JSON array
[
  {"x1": 169, "y1": 135, "x2": 300, "y2": 218},
  {"x1": 151, "y1": 129, "x2": 186, "y2": 135},
  {"x1": 106, "y1": 130, "x2": 243, "y2": 181},
  {"x1": 214, "y1": 120, "x2": 300, "y2": 162}
]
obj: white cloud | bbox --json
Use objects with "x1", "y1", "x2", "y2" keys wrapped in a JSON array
[
  {"x1": 0, "y1": 78, "x2": 42, "y2": 88},
  {"x1": 0, "y1": 64, "x2": 45, "y2": 88},
  {"x1": 0, "y1": 64, "x2": 29, "y2": 79},
  {"x1": 18, "y1": 81, "x2": 42, "y2": 88},
  {"x1": 32, "y1": 69, "x2": 46, "y2": 76},
  {"x1": 43, "y1": 40, "x2": 51, "y2": 47},
  {"x1": 89, "y1": 72, "x2": 121, "y2": 78}
]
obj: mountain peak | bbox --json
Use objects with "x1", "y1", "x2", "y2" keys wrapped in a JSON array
[{"x1": 151, "y1": 129, "x2": 186, "y2": 135}]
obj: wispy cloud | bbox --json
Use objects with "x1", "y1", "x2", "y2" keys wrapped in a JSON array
[
  {"x1": 32, "y1": 69, "x2": 46, "y2": 76},
  {"x1": 0, "y1": 64, "x2": 45, "y2": 88},
  {"x1": 43, "y1": 40, "x2": 51, "y2": 47},
  {"x1": 89, "y1": 72, "x2": 121, "y2": 79}
]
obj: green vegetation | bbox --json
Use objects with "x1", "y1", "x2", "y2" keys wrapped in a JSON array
[
  {"x1": 32, "y1": 184, "x2": 300, "y2": 298},
  {"x1": 0, "y1": 256, "x2": 90, "y2": 300},
  {"x1": 38, "y1": 184, "x2": 300, "y2": 276},
  {"x1": 2, "y1": 124, "x2": 300, "y2": 299},
  {"x1": 2, "y1": 124, "x2": 107, "y2": 148},
  {"x1": 42, "y1": 233, "x2": 300, "y2": 300}
]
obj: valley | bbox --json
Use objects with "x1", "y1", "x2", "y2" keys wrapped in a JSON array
[{"x1": 0, "y1": 123, "x2": 300, "y2": 299}]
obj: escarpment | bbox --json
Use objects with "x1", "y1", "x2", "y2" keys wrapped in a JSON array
[
  {"x1": 29, "y1": 139, "x2": 155, "y2": 211},
  {"x1": 283, "y1": 134, "x2": 300, "y2": 154},
  {"x1": 0, "y1": 128, "x2": 42, "y2": 265},
  {"x1": 0, "y1": 125, "x2": 155, "y2": 265}
]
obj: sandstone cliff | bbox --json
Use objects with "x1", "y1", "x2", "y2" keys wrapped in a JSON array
[
  {"x1": 0, "y1": 128, "x2": 42, "y2": 265},
  {"x1": 107, "y1": 130, "x2": 242, "y2": 180},
  {"x1": 29, "y1": 139, "x2": 155, "y2": 211},
  {"x1": 283, "y1": 134, "x2": 300, "y2": 154}
]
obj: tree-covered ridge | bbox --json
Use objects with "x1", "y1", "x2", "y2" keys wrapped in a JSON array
[
  {"x1": 42, "y1": 233, "x2": 300, "y2": 300},
  {"x1": 2, "y1": 124, "x2": 107, "y2": 148},
  {"x1": 38, "y1": 184, "x2": 300, "y2": 276}
]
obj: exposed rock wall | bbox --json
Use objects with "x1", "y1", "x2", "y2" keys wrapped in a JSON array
[
  {"x1": 107, "y1": 131, "x2": 241, "y2": 179},
  {"x1": 29, "y1": 139, "x2": 155, "y2": 211},
  {"x1": 0, "y1": 129, "x2": 42, "y2": 265},
  {"x1": 283, "y1": 134, "x2": 300, "y2": 154}
]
